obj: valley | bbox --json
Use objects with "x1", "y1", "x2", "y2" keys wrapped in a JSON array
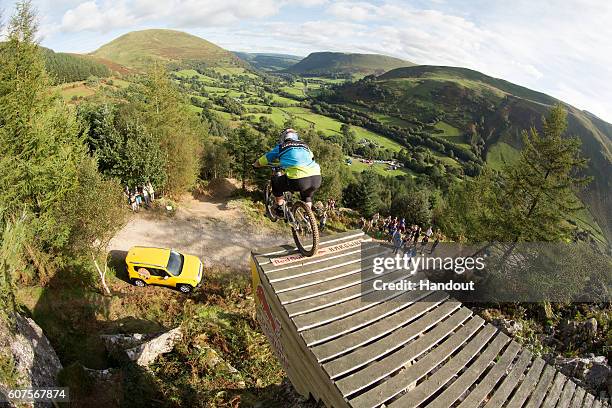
[{"x1": 1, "y1": 6, "x2": 610, "y2": 406}]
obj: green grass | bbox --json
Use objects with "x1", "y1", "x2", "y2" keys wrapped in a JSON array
[
  {"x1": 282, "y1": 107, "x2": 403, "y2": 152},
  {"x1": 435, "y1": 121, "x2": 461, "y2": 136},
  {"x1": 212, "y1": 67, "x2": 257, "y2": 77},
  {"x1": 433, "y1": 152, "x2": 462, "y2": 168},
  {"x1": 487, "y1": 142, "x2": 521, "y2": 170},
  {"x1": 268, "y1": 93, "x2": 300, "y2": 106},
  {"x1": 280, "y1": 85, "x2": 306, "y2": 97},
  {"x1": 59, "y1": 84, "x2": 96, "y2": 99}
]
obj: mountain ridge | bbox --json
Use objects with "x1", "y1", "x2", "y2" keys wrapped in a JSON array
[
  {"x1": 332, "y1": 65, "x2": 612, "y2": 242},
  {"x1": 286, "y1": 51, "x2": 415, "y2": 76},
  {"x1": 90, "y1": 29, "x2": 245, "y2": 70}
]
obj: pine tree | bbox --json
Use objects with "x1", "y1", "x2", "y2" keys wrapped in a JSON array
[
  {"x1": 226, "y1": 125, "x2": 266, "y2": 190},
  {"x1": 344, "y1": 170, "x2": 380, "y2": 218},
  {"x1": 444, "y1": 105, "x2": 589, "y2": 246},
  {"x1": 501, "y1": 104, "x2": 589, "y2": 243},
  {"x1": 0, "y1": 1, "x2": 124, "y2": 290},
  {"x1": 137, "y1": 64, "x2": 203, "y2": 196}
]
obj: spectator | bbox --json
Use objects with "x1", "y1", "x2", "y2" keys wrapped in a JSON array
[
  {"x1": 392, "y1": 229, "x2": 403, "y2": 254},
  {"x1": 420, "y1": 227, "x2": 432, "y2": 254},
  {"x1": 413, "y1": 225, "x2": 422, "y2": 245},
  {"x1": 142, "y1": 184, "x2": 151, "y2": 207},
  {"x1": 430, "y1": 229, "x2": 442, "y2": 254},
  {"x1": 320, "y1": 211, "x2": 328, "y2": 231},
  {"x1": 129, "y1": 192, "x2": 138, "y2": 212},
  {"x1": 146, "y1": 180, "x2": 155, "y2": 201}
]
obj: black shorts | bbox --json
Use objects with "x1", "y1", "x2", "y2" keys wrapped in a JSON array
[{"x1": 271, "y1": 174, "x2": 322, "y2": 203}]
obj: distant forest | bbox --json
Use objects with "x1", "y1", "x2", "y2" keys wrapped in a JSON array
[{"x1": 41, "y1": 47, "x2": 110, "y2": 84}]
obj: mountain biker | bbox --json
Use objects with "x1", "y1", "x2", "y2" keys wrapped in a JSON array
[{"x1": 252, "y1": 129, "x2": 321, "y2": 215}]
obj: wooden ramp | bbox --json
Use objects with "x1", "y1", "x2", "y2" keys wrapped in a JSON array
[{"x1": 251, "y1": 230, "x2": 605, "y2": 408}]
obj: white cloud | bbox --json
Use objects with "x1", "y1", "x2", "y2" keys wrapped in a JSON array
[
  {"x1": 60, "y1": 1, "x2": 135, "y2": 32},
  {"x1": 58, "y1": 0, "x2": 290, "y2": 32}
]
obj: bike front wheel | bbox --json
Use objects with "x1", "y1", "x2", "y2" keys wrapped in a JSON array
[
  {"x1": 265, "y1": 183, "x2": 279, "y2": 222},
  {"x1": 291, "y1": 201, "x2": 320, "y2": 257}
]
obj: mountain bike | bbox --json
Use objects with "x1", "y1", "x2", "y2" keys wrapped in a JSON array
[{"x1": 263, "y1": 166, "x2": 320, "y2": 257}]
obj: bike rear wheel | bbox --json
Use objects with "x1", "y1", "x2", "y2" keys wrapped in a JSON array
[
  {"x1": 265, "y1": 183, "x2": 279, "y2": 222},
  {"x1": 291, "y1": 201, "x2": 319, "y2": 257}
]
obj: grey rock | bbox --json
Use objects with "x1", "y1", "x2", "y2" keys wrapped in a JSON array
[
  {"x1": 0, "y1": 314, "x2": 62, "y2": 408},
  {"x1": 101, "y1": 327, "x2": 182, "y2": 367},
  {"x1": 492, "y1": 318, "x2": 523, "y2": 335},
  {"x1": 585, "y1": 363, "x2": 611, "y2": 388},
  {"x1": 125, "y1": 327, "x2": 182, "y2": 367}
]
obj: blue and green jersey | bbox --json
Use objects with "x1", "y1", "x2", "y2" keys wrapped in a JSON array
[{"x1": 258, "y1": 140, "x2": 321, "y2": 179}]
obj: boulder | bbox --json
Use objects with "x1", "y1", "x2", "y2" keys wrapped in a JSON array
[
  {"x1": 491, "y1": 318, "x2": 523, "y2": 336},
  {"x1": 552, "y1": 355, "x2": 611, "y2": 395},
  {"x1": 101, "y1": 327, "x2": 182, "y2": 367},
  {"x1": 0, "y1": 314, "x2": 63, "y2": 408}
]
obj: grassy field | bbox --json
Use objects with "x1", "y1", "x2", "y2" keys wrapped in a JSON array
[
  {"x1": 371, "y1": 112, "x2": 413, "y2": 128},
  {"x1": 282, "y1": 107, "x2": 404, "y2": 151},
  {"x1": 173, "y1": 64, "x2": 411, "y2": 159},
  {"x1": 487, "y1": 142, "x2": 521, "y2": 170},
  {"x1": 433, "y1": 152, "x2": 462, "y2": 168},
  {"x1": 435, "y1": 121, "x2": 461, "y2": 136},
  {"x1": 58, "y1": 83, "x2": 96, "y2": 99},
  {"x1": 348, "y1": 158, "x2": 414, "y2": 177}
]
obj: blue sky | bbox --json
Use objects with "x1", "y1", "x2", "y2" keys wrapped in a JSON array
[{"x1": 2, "y1": 0, "x2": 611, "y2": 123}]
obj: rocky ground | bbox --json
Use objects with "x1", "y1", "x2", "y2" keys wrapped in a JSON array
[{"x1": 483, "y1": 304, "x2": 611, "y2": 400}]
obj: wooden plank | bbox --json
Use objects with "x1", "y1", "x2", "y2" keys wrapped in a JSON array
[
  {"x1": 263, "y1": 240, "x2": 373, "y2": 276},
  {"x1": 300, "y1": 289, "x2": 436, "y2": 347},
  {"x1": 290, "y1": 268, "x2": 418, "y2": 328},
  {"x1": 582, "y1": 392, "x2": 595, "y2": 407},
  {"x1": 310, "y1": 291, "x2": 448, "y2": 361},
  {"x1": 266, "y1": 242, "x2": 380, "y2": 283},
  {"x1": 285, "y1": 267, "x2": 426, "y2": 317},
  {"x1": 324, "y1": 301, "x2": 462, "y2": 380},
  {"x1": 570, "y1": 387, "x2": 586, "y2": 408},
  {"x1": 277, "y1": 255, "x2": 393, "y2": 304},
  {"x1": 251, "y1": 258, "x2": 350, "y2": 407},
  {"x1": 383, "y1": 322, "x2": 496, "y2": 408},
  {"x1": 455, "y1": 341, "x2": 522, "y2": 408},
  {"x1": 557, "y1": 380, "x2": 578, "y2": 408},
  {"x1": 271, "y1": 245, "x2": 387, "y2": 293},
  {"x1": 505, "y1": 357, "x2": 546, "y2": 408},
  {"x1": 425, "y1": 332, "x2": 510, "y2": 408},
  {"x1": 541, "y1": 371, "x2": 568, "y2": 408},
  {"x1": 253, "y1": 229, "x2": 365, "y2": 261},
  {"x1": 525, "y1": 365, "x2": 557, "y2": 408},
  {"x1": 334, "y1": 307, "x2": 473, "y2": 395},
  {"x1": 483, "y1": 349, "x2": 532, "y2": 408}
]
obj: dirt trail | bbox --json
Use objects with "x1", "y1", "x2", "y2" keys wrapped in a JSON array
[{"x1": 108, "y1": 181, "x2": 291, "y2": 270}]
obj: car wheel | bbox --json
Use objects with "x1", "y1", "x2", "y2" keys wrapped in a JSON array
[
  {"x1": 177, "y1": 284, "x2": 193, "y2": 294},
  {"x1": 132, "y1": 279, "x2": 146, "y2": 287}
]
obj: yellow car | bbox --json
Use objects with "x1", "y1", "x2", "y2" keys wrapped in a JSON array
[{"x1": 126, "y1": 246, "x2": 203, "y2": 293}]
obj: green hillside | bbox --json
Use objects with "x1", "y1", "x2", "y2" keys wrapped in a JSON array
[
  {"x1": 327, "y1": 66, "x2": 612, "y2": 242},
  {"x1": 234, "y1": 52, "x2": 302, "y2": 71},
  {"x1": 285, "y1": 51, "x2": 414, "y2": 76},
  {"x1": 8, "y1": 46, "x2": 110, "y2": 84},
  {"x1": 91, "y1": 29, "x2": 245, "y2": 70}
]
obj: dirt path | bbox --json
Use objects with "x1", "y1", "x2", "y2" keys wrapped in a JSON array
[{"x1": 108, "y1": 189, "x2": 292, "y2": 271}]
